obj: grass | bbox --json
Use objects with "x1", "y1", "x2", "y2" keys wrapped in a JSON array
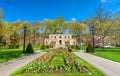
[
  {"x1": 50, "y1": 54, "x2": 64, "y2": 66},
  {"x1": 32, "y1": 45, "x2": 40, "y2": 50},
  {"x1": 40, "y1": 49, "x2": 50, "y2": 52},
  {"x1": 0, "y1": 45, "x2": 40, "y2": 63},
  {"x1": 94, "y1": 48, "x2": 120, "y2": 62},
  {"x1": 0, "y1": 46, "x2": 23, "y2": 63}
]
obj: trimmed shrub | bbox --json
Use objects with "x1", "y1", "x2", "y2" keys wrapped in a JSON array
[
  {"x1": 49, "y1": 45, "x2": 53, "y2": 48},
  {"x1": 86, "y1": 42, "x2": 93, "y2": 53},
  {"x1": 40, "y1": 45, "x2": 45, "y2": 50},
  {"x1": 26, "y1": 43, "x2": 34, "y2": 53},
  {"x1": 67, "y1": 45, "x2": 71, "y2": 48},
  {"x1": 75, "y1": 45, "x2": 79, "y2": 50},
  {"x1": 71, "y1": 45, "x2": 74, "y2": 49},
  {"x1": 46, "y1": 45, "x2": 49, "y2": 49}
]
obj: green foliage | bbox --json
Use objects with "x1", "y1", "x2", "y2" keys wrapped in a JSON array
[
  {"x1": 86, "y1": 42, "x2": 93, "y2": 53},
  {"x1": 67, "y1": 45, "x2": 79, "y2": 50},
  {"x1": 26, "y1": 43, "x2": 34, "y2": 53},
  {"x1": 75, "y1": 45, "x2": 79, "y2": 49},
  {"x1": 40, "y1": 45, "x2": 45, "y2": 50},
  {"x1": 40, "y1": 45, "x2": 53, "y2": 50},
  {"x1": 9, "y1": 32, "x2": 19, "y2": 49}
]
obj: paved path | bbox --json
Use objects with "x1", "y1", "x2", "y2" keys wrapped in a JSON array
[
  {"x1": 74, "y1": 52, "x2": 120, "y2": 76},
  {"x1": 0, "y1": 51, "x2": 46, "y2": 76}
]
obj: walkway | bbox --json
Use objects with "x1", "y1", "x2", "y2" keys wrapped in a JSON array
[
  {"x1": 74, "y1": 52, "x2": 120, "y2": 76},
  {"x1": 0, "y1": 51, "x2": 46, "y2": 76}
]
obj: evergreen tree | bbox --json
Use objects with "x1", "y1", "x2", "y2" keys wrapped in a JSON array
[
  {"x1": 86, "y1": 42, "x2": 93, "y2": 53},
  {"x1": 26, "y1": 43, "x2": 34, "y2": 53}
]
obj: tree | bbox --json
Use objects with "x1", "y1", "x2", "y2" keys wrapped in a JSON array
[
  {"x1": 44, "y1": 16, "x2": 65, "y2": 34},
  {"x1": 110, "y1": 12, "x2": 120, "y2": 46},
  {"x1": 0, "y1": 8, "x2": 3, "y2": 44},
  {"x1": 68, "y1": 21, "x2": 86, "y2": 45},
  {"x1": 9, "y1": 32, "x2": 19, "y2": 49},
  {"x1": 91, "y1": 6, "x2": 114, "y2": 49},
  {"x1": 31, "y1": 21, "x2": 42, "y2": 45},
  {"x1": 26, "y1": 43, "x2": 34, "y2": 53}
]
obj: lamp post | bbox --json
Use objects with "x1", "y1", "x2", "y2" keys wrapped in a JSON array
[
  {"x1": 23, "y1": 26, "x2": 27, "y2": 54},
  {"x1": 91, "y1": 25, "x2": 96, "y2": 53},
  {"x1": 80, "y1": 33, "x2": 82, "y2": 50}
]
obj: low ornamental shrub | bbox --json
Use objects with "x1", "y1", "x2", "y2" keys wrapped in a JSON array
[
  {"x1": 46, "y1": 45, "x2": 49, "y2": 49},
  {"x1": 67, "y1": 45, "x2": 79, "y2": 50},
  {"x1": 86, "y1": 42, "x2": 93, "y2": 53},
  {"x1": 75, "y1": 45, "x2": 79, "y2": 50},
  {"x1": 40, "y1": 45, "x2": 45, "y2": 50},
  {"x1": 26, "y1": 43, "x2": 34, "y2": 53}
]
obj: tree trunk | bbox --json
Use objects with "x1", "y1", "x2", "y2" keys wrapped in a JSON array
[
  {"x1": 102, "y1": 37, "x2": 105, "y2": 50},
  {"x1": 33, "y1": 32, "x2": 36, "y2": 45}
]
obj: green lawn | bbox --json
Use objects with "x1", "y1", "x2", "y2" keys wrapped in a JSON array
[
  {"x1": 95, "y1": 48, "x2": 120, "y2": 62},
  {"x1": 0, "y1": 46, "x2": 23, "y2": 63},
  {"x1": 0, "y1": 45, "x2": 40, "y2": 63}
]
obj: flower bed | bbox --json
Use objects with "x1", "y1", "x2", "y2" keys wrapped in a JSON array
[{"x1": 10, "y1": 48, "x2": 105, "y2": 76}]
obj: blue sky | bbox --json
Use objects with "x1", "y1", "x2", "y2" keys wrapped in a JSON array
[{"x1": 0, "y1": 0, "x2": 120, "y2": 22}]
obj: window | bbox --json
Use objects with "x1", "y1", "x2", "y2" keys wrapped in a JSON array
[
  {"x1": 65, "y1": 36, "x2": 66, "y2": 39},
  {"x1": 59, "y1": 40, "x2": 62, "y2": 45},
  {"x1": 54, "y1": 36, "x2": 56, "y2": 39},
  {"x1": 68, "y1": 36, "x2": 70, "y2": 39},
  {"x1": 59, "y1": 36, "x2": 62, "y2": 38}
]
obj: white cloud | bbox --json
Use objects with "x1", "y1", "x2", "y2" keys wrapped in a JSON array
[{"x1": 71, "y1": 18, "x2": 76, "y2": 22}]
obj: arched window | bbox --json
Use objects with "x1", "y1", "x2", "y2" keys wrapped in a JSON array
[
  {"x1": 54, "y1": 36, "x2": 56, "y2": 39},
  {"x1": 65, "y1": 36, "x2": 66, "y2": 39},
  {"x1": 68, "y1": 36, "x2": 70, "y2": 39},
  {"x1": 59, "y1": 36, "x2": 62, "y2": 38}
]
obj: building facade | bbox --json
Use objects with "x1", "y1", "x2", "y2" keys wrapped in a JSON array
[{"x1": 44, "y1": 34, "x2": 76, "y2": 47}]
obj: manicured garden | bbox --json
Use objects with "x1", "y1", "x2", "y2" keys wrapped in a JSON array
[
  {"x1": 94, "y1": 48, "x2": 120, "y2": 62},
  {"x1": 10, "y1": 48, "x2": 105, "y2": 76}
]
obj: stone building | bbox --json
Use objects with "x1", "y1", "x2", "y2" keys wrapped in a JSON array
[{"x1": 44, "y1": 34, "x2": 76, "y2": 47}]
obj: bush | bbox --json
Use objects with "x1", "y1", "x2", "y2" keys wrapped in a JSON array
[
  {"x1": 86, "y1": 42, "x2": 93, "y2": 53},
  {"x1": 40, "y1": 45, "x2": 53, "y2": 50},
  {"x1": 67, "y1": 45, "x2": 79, "y2": 50},
  {"x1": 46, "y1": 45, "x2": 49, "y2": 49},
  {"x1": 49, "y1": 45, "x2": 53, "y2": 48},
  {"x1": 26, "y1": 43, "x2": 34, "y2": 53},
  {"x1": 40, "y1": 45, "x2": 45, "y2": 50},
  {"x1": 71, "y1": 45, "x2": 74, "y2": 49},
  {"x1": 75, "y1": 45, "x2": 79, "y2": 50}
]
